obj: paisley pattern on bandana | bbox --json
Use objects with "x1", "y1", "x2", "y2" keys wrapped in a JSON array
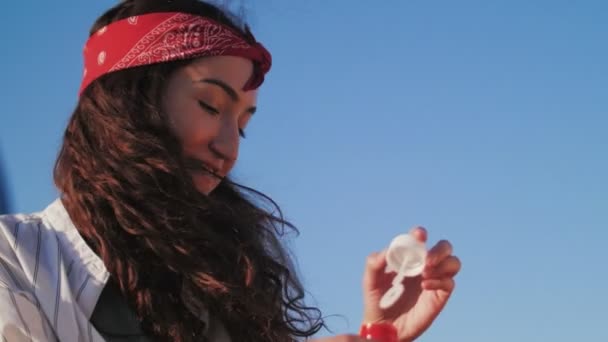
[{"x1": 80, "y1": 12, "x2": 271, "y2": 94}]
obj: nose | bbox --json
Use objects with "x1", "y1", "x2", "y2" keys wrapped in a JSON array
[{"x1": 209, "y1": 119, "x2": 239, "y2": 163}]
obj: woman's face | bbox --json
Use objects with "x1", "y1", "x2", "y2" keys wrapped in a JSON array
[{"x1": 162, "y1": 56, "x2": 258, "y2": 195}]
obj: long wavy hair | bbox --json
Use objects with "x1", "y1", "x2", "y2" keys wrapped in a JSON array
[{"x1": 54, "y1": 1, "x2": 325, "y2": 341}]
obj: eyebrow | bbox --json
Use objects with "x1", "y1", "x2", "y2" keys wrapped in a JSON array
[{"x1": 196, "y1": 78, "x2": 257, "y2": 114}]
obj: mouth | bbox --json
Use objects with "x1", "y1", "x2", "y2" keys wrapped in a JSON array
[
  {"x1": 182, "y1": 156, "x2": 224, "y2": 180},
  {"x1": 201, "y1": 164, "x2": 224, "y2": 180}
]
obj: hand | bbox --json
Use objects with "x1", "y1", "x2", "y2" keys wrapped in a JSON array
[
  {"x1": 311, "y1": 335, "x2": 371, "y2": 342},
  {"x1": 362, "y1": 226, "x2": 461, "y2": 341}
]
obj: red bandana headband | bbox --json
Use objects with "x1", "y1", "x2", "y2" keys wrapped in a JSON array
[{"x1": 80, "y1": 12, "x2": 271, "y2": 95}]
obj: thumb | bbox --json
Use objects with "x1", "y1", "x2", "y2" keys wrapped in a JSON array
[{"x1": 363, "y1": 250, "x2": 388, "y2": 292}]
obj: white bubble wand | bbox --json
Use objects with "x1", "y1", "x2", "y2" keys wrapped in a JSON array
[{"x1": 379, "y1": 233, "x2": 427, "y2": 309}]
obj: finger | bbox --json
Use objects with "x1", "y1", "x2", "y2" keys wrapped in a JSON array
[
  {"x1": 421, "y1": 277, "x2": 455, "y2": 292},
  {"x1": 409, "y1": 226, "x2": 427, "y2": 243},
  {"x1": 423, "y1": 255, "x2": 461, "y2": 279},
  {"x1": 363, "y1": 250, "x2": 387, "y2": 290},
  {"x1": 425, "y1": 239, "x2": 453, "y2": 268},
  {"x1": 367, "y1": 250, "x2": 387, "y2": 272}
]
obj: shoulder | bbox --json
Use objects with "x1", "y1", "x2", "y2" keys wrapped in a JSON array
[
  {"x1": 0, "y1": 212, "x2": 48, "y2": 289},
  {"x1": 0, "y1": 213, "x2": 56, "y2": 341},
  {"x1": 0, "y1": 211, "x2": 44, "y2": 244},
  {"x1": 0, "y1": 207, "x2": 64, "y2": 293},
  {"x1": 0, "y1": 211, "x2": 47, "y2": 253}
]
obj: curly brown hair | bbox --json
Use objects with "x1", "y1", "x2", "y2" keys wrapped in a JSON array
[{"x1": 54, "y1": 1, "x2": 325, "y2": 341}]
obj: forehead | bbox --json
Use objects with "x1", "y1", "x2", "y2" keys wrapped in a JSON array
[{"x1": 180, "y1": 55, "x2": 259, "y2": 98}]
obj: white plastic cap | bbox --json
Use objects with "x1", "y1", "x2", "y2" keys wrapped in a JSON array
[{"x1": 379, "y1": 233, "x2": 427, "y2": 309}]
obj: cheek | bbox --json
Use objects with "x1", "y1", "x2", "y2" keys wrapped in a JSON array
[{"x1": 170, "y1": 109, "x2": 217, "y2": 150}]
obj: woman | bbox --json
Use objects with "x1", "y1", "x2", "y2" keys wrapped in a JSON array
[{"x1": 0, "y1": 0, "x2": 461, "y2": 341}]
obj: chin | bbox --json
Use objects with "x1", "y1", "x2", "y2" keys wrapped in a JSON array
[
  {"x1": 196, "y1": 186, "x2": 212, "y2": 195},
  {"x1": 193, "y1": 175, "x2": 220, "y2": 195}
]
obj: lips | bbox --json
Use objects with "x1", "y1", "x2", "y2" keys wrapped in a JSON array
[{"x1": 201, "y1": 163, "x2": 224, "y2": 179}]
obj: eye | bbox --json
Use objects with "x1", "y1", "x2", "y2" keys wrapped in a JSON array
[{"x1": 198, "y1": 100, "x2": 219, "y2": 115}]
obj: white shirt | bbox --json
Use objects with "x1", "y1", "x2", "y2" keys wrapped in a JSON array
[{"x1": 0, "y1": 199, "x2": 231, "y2": 342}]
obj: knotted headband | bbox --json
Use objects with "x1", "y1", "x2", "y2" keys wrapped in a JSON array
[{"x1": 80, "y1": 12, "x2": 272, "y2": 95}]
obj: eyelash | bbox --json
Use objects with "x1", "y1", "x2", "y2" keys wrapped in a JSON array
[
  {"x1": 198, "y1": 100, "x2": 247, "y2": 139},
  {"x1": 198, "y1": 100, "x2": 219, "y2": 115}
]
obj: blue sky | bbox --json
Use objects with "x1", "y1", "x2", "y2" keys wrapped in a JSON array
[{"x1": 1, "y1": 0, "x2": 607, "y2": 341}]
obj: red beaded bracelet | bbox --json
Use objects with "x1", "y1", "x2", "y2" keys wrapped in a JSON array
[{"x1": 359, "y1": 322, "x2": 398, "y2": 342}]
